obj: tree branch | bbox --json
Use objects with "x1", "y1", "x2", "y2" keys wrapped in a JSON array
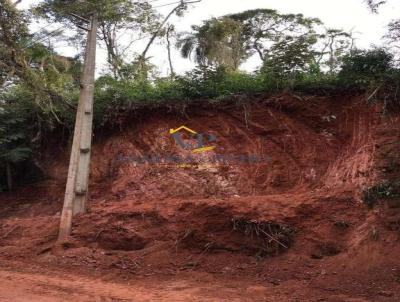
[{"x1": 141, "y1": 0, "x2": 201, "y2": 59}]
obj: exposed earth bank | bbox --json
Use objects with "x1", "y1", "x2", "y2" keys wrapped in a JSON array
[{"x1": 0, "y1": 93, "x2": 399, "y2": 301}]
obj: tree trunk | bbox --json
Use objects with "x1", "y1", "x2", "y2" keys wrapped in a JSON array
[
  {"x1": 100, "y1": 22, "x2": 122, "y2": 79},
  {"x1": 141, "y1": 6, "x2": 177, "y2": 60},
  {"x1": 166, "y1": 25, "x2": 175, "y2": 78},
  {"x1": 254, "y1": 40, "x2": 265, "y2": 62},
  {"x1": 6, "y1": 161, "x2": 12, "y2": 191},
  {"x1": 137, "y1": 1, "x2": 201, "y2": 79}
]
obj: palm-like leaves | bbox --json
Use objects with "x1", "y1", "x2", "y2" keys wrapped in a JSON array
[
  {"x1": 177, "y1": 19, "x2": 247, "y2": 70},
  {"x1": 177, "y1": 33, "x2": 207, "y2": 66}
]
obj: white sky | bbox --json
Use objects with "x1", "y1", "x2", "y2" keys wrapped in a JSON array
[{"x1": 20, "y1": 0, "x2": 400, "y2": 76}]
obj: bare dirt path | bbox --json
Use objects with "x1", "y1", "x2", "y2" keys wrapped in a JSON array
[
  {"x1": 0, "y1": 268, "x2": 292, "y2": 302},
  {"x1": 0, "y1": 269, "x2": 240, "y2": 302},
  {"x1": 0, "y1": 267, "x2": 376, "y2": 302}
]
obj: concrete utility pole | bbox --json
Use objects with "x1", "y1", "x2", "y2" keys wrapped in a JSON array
[{"x1": 58, "y1": 13, "x2": 98, "y2": 241}]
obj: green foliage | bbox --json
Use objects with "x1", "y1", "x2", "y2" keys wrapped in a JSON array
[
  {"x1": 1, "y1": 1, "x2": 81, "y2": 126},
  {"x1": 176, "y1": 66, "x2": 265, "y2": 98},
  {"x1": 337, "y1": 48, "x2": 400, "y2": 110},
  {"x1": 90, "y1": 46, "x2": 400, "y2": 127},
  {"x1": 0, "y1": 0, "x2": 30, "y2": 87},
  {"x1": 34, "y1": 0, "x2": 140, "y2": 23},
  {"x1": 178, "y1": 9, "x2": 323, "y2": 71},
  {"x1": 0, "y1": 106, "x2": 32, "y2": 190},
  {"x1": 93, "y1": 66, "x2": 267, "y2": 123},
  {"x1": 262, "y1": 34, "x2": 319, "y2": 75},
  {"x1": 178, "y1": 17, "x2": 247, "y2": 70},
  {"x1": 228, "y1": 9, "x2": 321, "y2": 63},
  {"x1": 339, "y1": 48, "x2": 393, "y2": 87},
  {"x1": 4, "y1": 44, "x2": 400, "y2": 135}
]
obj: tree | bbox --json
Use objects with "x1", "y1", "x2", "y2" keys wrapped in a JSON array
[
  {"x1": 97, "y1": 1, "x2": 161, "y2": 78},
  {"x1": 262, "y1": 34, "x2": 319, "y2": 76},
  {"x1": 136, "y1": 0, "x2": 201, "y2": 79},
  {"x1": 0, "y1": 0, "x2": 30, "y2": 88},
  {"x1": 34, "y1": 0, "x2": 161, "y2": 78},
  {"x1": 35, "y1": 0, "x2": 202, "y2": 79},
  {"x1": 1, "y1": 0, "x2": 80, "y2": 123},
  {"x1": 363, "y1": 0, "x2": 399, "y2": 63},
  {"x1": 229, "y1": 9, "x2": 321, "y2": 63},
  {"x1": 1, "y1": 1, "x2": 81, "y2": 194},
  {"x1": 387, "y1": 20, "x2": 400, "y2": 53},
  {"x1": 178, "y1": 17, "x2": 247, "y2": 70},
  {"x1": 317, "y1": 29, "x2": 354, "y2": 73},
  {"x1": 178, "y1": 9, "x2": 322, "y2": 71},
  {"x1": 165, "y1": 24, "x2": 176, "y2": 77}
]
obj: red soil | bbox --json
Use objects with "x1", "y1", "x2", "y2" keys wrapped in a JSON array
[{"x1": 0, "y1": 94, "x2": 399, "y2": 301}]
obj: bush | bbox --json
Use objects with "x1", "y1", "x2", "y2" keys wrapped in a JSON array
[
  {"x1": 93, "y1": 67, "x2": 270, "y2": 126},
  {"x1": 338, "y1": 48, "x2": 394, "y2": 88},
  {"x1": 0, "y1": 106, "x2": 32, "y2": 191},
  {"x1": 337, "y1": 48, "x2": 400, "y2": 111},
  {"x1": 177, "y1": 66, "x2": 265, "y2": 98}
]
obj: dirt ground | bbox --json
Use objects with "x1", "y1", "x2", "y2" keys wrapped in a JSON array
[
  {"x1": 1, "y1": 94, "x2": 400, "y2": 301},
  {"x1": 0, "y1": 262, "x2": 394, "y2": 302}
]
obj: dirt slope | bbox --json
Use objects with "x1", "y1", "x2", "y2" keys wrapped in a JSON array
[{"x1": 0, "y1": 93, "x2": 399, "y2": 301}]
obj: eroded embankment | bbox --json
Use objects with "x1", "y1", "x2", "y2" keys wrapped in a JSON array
[
  {"x1": 0, "y1": 93, "x2": 399, "y2": 301},
  {"x1": 83, "y1": 94, "x2": 380, "y2": 199}
]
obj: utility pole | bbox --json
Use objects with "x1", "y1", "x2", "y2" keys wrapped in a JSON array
[{"x1": 58, "y1": 13, "x2": 98, "y2": 241}]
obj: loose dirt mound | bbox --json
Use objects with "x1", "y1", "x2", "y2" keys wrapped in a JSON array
[{"x1": 1, "y1": 93, "x2": 400, "y2": 301}]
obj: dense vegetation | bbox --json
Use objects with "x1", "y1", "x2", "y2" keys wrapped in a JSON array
[{"x1": 1, "y1": 0, "x2": 399, "y2": 191}]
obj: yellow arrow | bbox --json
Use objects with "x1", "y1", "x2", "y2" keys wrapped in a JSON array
[{"x1": 169, "y1": 126, "x2": 197, "y2": 135}]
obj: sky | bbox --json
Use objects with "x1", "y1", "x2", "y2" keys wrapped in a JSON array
[{"x1": 20, "y1": 0, "x2": 400, "y2": 76}]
